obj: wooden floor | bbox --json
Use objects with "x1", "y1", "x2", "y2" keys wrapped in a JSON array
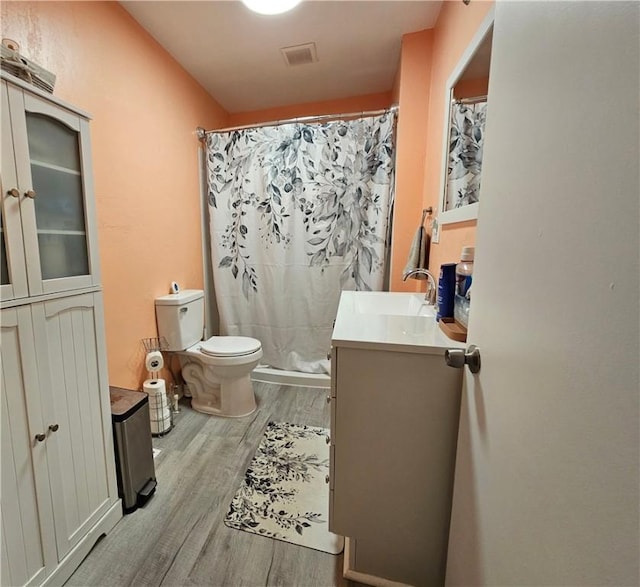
[{"x1": 67, "y1": 382, "x2": 350, "y2": 587}]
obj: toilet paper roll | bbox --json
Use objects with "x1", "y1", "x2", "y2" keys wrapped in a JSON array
[
  {"x1": 143, "y1": 378, "x2": 166, "y2": 396},
  {"x1": 149, "y1": 407, "x2": 171, "y2": 421},
  {"x1": 150, "y1": 418, "x2": 171, "y2": 435},
  {"x1": 145, "y1": 351, "x2": 164, "y2": 372},
  {"x1": 147, "y1": 387, "x2": 167, "y2": 400},
  {"x1": 148, "y1": 396, "x2": 168, "y2": 409},
  {"x1": 144, "y1": 378, "x2": 171, "y2": 435},
  {"x1": 145, "y1": 380, "x2": 169, "y2": 407}
]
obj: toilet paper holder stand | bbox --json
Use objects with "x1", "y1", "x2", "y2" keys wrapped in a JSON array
[
  {"x1": 142, "y1": 337, "x2": 169, "y2": 354},
  {"x1": 142, "y1": 337, "x2": 169, "y2": 378},
  {"x1": 141, "y1": 336, "x2": 177, "y2": 437},
  {"x1": 141, "y1": 336, "x2": 181, "y2": 416}
]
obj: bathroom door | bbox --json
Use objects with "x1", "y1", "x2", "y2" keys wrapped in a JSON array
[{"x1": 445, "y1": 2, "x2": 639, "y2": 586}]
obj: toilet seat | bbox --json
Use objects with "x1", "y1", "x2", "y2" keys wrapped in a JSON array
[{"x1": 199, "y1": 336, "x2": 262, "y2": 358}]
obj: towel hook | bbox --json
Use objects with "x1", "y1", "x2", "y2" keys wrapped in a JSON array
[{"x1": 421, "y1": 207, "x2": 433, "y2": 225}]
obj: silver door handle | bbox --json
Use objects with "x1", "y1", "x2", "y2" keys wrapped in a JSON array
[{"x1": 445, "y1": 344, "x2": 481, "y2": 374}]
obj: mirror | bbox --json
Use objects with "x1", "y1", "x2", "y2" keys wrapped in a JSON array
[{"x1": 438, "y1": 8, "x2": 494, "y2": 225}]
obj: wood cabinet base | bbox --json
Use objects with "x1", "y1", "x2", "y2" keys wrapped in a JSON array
[
  {"x1": 42, "y1": 500, "x2": 121, "y2": 587},
  {"x1": 343, "y1": 538, "x2": 414, "y2": 587}
]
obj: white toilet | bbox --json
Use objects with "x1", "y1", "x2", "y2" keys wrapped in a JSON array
[{"x1": 155, "y1": 289, "x2": 262, "y2": 418}]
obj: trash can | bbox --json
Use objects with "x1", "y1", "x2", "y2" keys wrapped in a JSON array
[{"x1": 110, "y1": 387, "x2": 157, "y2": 514}]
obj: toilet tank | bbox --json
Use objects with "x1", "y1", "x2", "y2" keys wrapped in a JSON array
[{"x1": 155, "y1": 290, "x2": 205, "y2": 351}]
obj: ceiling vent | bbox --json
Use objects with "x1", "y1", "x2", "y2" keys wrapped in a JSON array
[{"x1": 281, "y1": 42, "x2": 318, "y2": 67}]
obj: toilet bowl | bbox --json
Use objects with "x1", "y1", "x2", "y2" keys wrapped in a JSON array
[
  {"x1": 178, "y1": 336, "x2": 262, "y2": 417},
  {"x1": 155, "y1": 290, "x2": 262, "y2": 418}
]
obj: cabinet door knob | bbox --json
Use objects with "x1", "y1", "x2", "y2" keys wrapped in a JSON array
[
  {"x1": 49, "y1": 424, "x2": 59, "y2": 432},
  {"x1": 35, "y1": 433, "x2": 46, "y2": 442},
  {"x1": 24, "y1": 189, "x2": 36, "y2": 199},
  {"x1": 325, "y1": 475, "x2": 330, "y2": 484},
  {"x1": 7, "y1": 188, "x2": 20, "y2": 198},
  {"x1": 325, "y1": 435, "x2": 331, "y2": 444},
  {"x1": 326, "y1": 395, "x2": 331, "y2": 404}
]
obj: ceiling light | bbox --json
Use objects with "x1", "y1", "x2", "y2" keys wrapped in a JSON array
[{"x1": 242, "y1": 0, "x2": 302, "y2": 15}]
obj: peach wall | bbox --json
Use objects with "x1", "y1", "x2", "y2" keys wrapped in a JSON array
[
  {"x1": 454, "y1": 76, "x2": 490, "y2": 100},
  {"x1": 1, "y1": 0, "x2": 494, "y2": 388},
  {"x1": 1, "y1": 1, "x2": 229, "y2": 390},
  {"x1": 389, "y1": 29, "x2": 434, "y2": 292},
  {"x1": 227, "y1": 91, "x2": 392, "y2": 127},
  {"x1": 422, "y1": 0, "x2": 494, "y2": 274},
  {"x1": 391, "y1": 66, "x2": 401, "y2": 106}
]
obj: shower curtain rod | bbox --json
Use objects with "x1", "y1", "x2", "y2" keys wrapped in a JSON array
[
  {"x1": 453, "y1": 94, "x2": 488, "y2": 105},
  {"x1": 196, "y1": 105, "x2": 398, "y2": 139}
]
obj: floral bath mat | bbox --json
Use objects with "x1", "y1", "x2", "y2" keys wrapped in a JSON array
[{"x1": 224, "y1": 421, "x2": 344, "y2": 555}]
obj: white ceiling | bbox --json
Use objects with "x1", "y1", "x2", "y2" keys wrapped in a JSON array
[{"x1": 120, "y1": 1, "x2": 443, "y2": 113}]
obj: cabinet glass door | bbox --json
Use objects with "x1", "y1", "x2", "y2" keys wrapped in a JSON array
[
  {"x1": 26, "y1": 112, "x2": 89, "y2": 281},
  {"x1": 1, "y1": 80, "x2": 29, "y2": 301}
]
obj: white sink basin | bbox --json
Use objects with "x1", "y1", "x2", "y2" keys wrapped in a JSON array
[
  {"x1": 352, "y1": 291, "x2": 436, "y2": 317},
  {"x1": 332, "y1": 291, "x2": 461, "y2": 352}
]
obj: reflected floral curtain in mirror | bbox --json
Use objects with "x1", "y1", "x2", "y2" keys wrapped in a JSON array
[{"x1": 444, "y1": 100, "x2": 487, "y2": 211}]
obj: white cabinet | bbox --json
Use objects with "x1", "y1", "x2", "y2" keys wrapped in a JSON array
[
  {"x1": 329, "y1": 292, "x2": 464, "y2": 587},
  {"x1": 1, "y1": 77, "x2": 101, "y2": 302},
  {"x1": 1, "y1": 73, "x2": 120, "y2": 587}
]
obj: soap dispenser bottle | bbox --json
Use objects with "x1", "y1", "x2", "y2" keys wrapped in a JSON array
[{"x1": 454, "y1": 246, "x2": 474, "y2": 329}]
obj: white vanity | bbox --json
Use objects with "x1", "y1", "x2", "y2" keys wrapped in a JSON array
[{"x1": 329, "y1": 291, "x2": 464, "y2": 587}]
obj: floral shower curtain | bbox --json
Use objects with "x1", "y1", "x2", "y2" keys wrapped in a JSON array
[
  {"x1": 445, "y1": 100, "x2": 487, "y2": 210},
  {"x1": 206, "y1": 113, "x2": 395, "y2": 374}
]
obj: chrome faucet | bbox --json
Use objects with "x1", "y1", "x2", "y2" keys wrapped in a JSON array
[{"x1": 402, "y1": 269, "x2": 437, "y2": 305}]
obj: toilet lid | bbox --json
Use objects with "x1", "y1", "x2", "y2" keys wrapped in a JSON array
[{"x1": 200, "y1": 336, "x2": 262, "y2": 357}]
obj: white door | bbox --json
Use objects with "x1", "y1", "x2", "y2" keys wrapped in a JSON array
[
  {"x1": 1, "y1": 306, "x2": 56, "y2": 586},
  {"x1": 31, "y1": 293, "x2": 113, "y2": 559},
  {"x1": 446, "y1": 2, "x2": 639, "y2": 586}
]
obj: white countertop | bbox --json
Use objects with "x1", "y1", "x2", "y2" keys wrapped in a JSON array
[{"x1": 331, "y1": 291, "x2": 465, "y2": 355}]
